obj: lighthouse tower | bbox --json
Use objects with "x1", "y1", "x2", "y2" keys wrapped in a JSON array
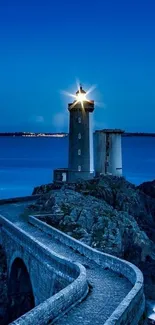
[{"x1": 68, "y1": 86, "x2": 95, "y2": 183}]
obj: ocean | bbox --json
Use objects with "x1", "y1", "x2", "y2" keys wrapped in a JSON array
[{"x1": 0, "y1": 135, "x2": 154, "y2": 199}]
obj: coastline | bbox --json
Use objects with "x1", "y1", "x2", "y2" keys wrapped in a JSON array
[
  {"x1": 0, "y1": 132, "x2": 155, "y2": 137},
  {"x1": 123, "y1": 132, "x2": 155, "y2": 137}
]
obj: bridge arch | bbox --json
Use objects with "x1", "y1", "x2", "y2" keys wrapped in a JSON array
[
  {"x1": 8, "y1": 257, "x2": 35, "y2": 323},
  {"x1": 0, "y1": 245, "x2": 8, "y2": 324}
]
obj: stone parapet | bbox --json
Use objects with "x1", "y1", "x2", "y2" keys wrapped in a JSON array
[
  {"x1": 29, "y1": 214, "x2": 145, "y2": 325},
  {"x1": 0, "y1": 215, "x2": 88, "y2": 325}
]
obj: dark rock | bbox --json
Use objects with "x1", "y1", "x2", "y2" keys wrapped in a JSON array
[
  {"x1": 137, "y1": 180, "x2": 155, "y2": 200},
  {"x1": 32, "y1": 183, "x2": 61, "y2": 195}
]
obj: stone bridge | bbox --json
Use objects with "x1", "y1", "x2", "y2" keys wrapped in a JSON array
[{"x1": 0, "y1": 196, "x2": 145, "y2": 325}]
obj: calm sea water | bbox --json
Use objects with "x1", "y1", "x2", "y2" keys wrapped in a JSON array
[{"x1": 0, "y1": 136, "x2": 154, "y2": 199}]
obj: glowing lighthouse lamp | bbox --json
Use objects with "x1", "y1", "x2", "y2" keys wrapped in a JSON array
[
  {"x1": 69, "y1": 85, "x2": 92, "y2": 111},
  {"x1": 76, "y1": 86, "x2": 87, "y2": 107}
]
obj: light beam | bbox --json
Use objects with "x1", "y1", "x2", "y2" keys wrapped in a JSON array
[{"x1": 62, "y1": 82, "x2": 96, "y2": 111}]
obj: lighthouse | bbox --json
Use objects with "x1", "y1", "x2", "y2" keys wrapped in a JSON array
[
  {"x1": 68, "y1": 86, "x2": 95, "y2": 182},
  {"x1": 53, "y1": 85, "x2": 125, "y2": 184}
]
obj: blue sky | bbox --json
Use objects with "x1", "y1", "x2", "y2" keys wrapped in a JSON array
[{"x1": 0, "y1": 0, "x2": 155, "y2": 132}]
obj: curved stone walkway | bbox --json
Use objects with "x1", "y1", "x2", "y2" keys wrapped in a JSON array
[{"x1": 0, "y1": 201, "x2": 132, "y2": 325}]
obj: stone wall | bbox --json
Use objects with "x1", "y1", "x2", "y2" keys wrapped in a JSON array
[
  {"x1": 0, "y1": 246, "x2": 8, "y2": 324},
  {"x1": 0, "y1": 215, "x2": 88, "y2": 325},
  {"x1": 29, "y1": 214, "x2": 145, "y2": 325}
]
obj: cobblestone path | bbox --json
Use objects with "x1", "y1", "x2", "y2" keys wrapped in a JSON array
[{"x1": 0, "y1": 202, "x2": 132, "y2": 325}]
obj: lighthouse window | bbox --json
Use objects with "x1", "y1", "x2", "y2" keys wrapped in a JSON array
[
  {"x1": 78, "y1": 133, "x2": 81, "y2": 139},
  {"x1": 78, "y1": 149, "x2": 81, "y2": 155},
  {"x1": 78, "y1": 117, "x2": 81, "y2": 123},
  {"x1": 78, "y1": 165, "x2": 81, "y2": 172}
]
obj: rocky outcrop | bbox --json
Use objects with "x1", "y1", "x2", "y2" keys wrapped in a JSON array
[
  {"x1": 137, "y1": 180, "x2": 155, "y2": 200},
  {"x1": 33, "y1": 176, "x2": 155, "y2": 243},
  {"x1": 32, "y1": 183, "x2": 61, "y2": 195},
  {"x1": 30, "y1": 176, "x2": 155, "y2": 299}
]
